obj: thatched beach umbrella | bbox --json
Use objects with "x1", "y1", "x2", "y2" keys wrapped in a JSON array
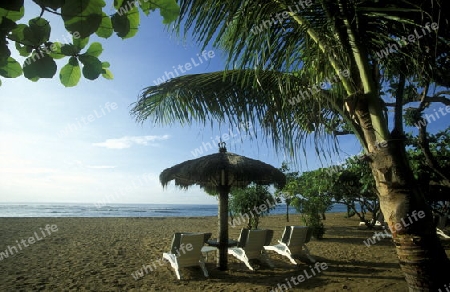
[{"x1": 160, "y1": 142, "x2": 286, "y2": 270}]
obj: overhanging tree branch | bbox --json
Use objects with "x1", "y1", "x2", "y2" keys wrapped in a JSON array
[
  {"x1": 415, "y1": 85, "x2": 450, "y2": 185},
  {"x1": 385, "y1": 90, "x2": 450, "y2": 107},
  {"x1": 424, "y1": 92, "x2": 450, "y2": 106}
]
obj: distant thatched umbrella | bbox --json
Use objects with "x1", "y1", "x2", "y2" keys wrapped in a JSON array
[{"x1": 160, "y1": 142, "x2": 286, "y2": 270}]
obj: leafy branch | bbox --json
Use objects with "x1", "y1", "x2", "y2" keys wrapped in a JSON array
[{"x1": 0, "y1": 0, "x2": 180, "y2": 86}]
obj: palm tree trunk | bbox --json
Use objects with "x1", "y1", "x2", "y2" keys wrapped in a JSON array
[
  {"x1": 341, "y1": 22, "x2": 450, "y2": 282},
  {"x1": 348, "y1": 86, "x2": 450, "y2": 289},
  {"x1": 370, "y1": 134, "x2": 450, "y2": 290}
]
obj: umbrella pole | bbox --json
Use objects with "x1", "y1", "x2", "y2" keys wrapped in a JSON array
[{"x1": 218, "y1": 186, "x2": 229, "y2": 271}]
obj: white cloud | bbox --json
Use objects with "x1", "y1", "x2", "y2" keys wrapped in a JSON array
[
  {"x1": 92, "y1": 135, "x2": 170, "y2": 149},
  {"x1": 87, "y1": 165, "x2": 117, "y2": 169},
  {"x1": 0, "y1": 167, "x2": 56, "y2": 174},
  {"x1": 62, "y1": 160, "x2": 116, "y2": 170}
]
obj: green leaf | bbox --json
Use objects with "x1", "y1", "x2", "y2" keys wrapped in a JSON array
[
  {"x1": 115, "y1": 0, "x2": 138, "y2": 16},
  {"x1": 0, "y1": 43, "x2": 11, "y2": 64},
  {"x1": 0, "y1": 17, "x2": 17, "y2": 36},
  {"x1": 31, "y1": 0, "x2": 64, "y2": 10},
  {"x1": 15, "y1": 42, "x2": 31, "y2": 57},
  {"x1": 61, "y1": 44, "x2": 79, "y2": 56},
  {"x1": 111, "y1": 6, "x2": 139, "y2": 39},
  {"x1": 23, "y1": 54, "x2": 57, "y2": 80},
  {"x1": 79, "y1": 54, "x2": 103, "y2": 80},
  {"x1": 61, "y1": 0, "x2": 105, "y2": 39},
  {"x1": 113, "y1": 0, "x2": 125, "y2": 10},
  {"x1": 24, "y1": 17, "x2": 51, "y2": 46},
  {"x1": 101, "y1": 61, "x2": 110, "y2": 68},
  {"x1": 85, "y1": 42, "x2": 103, "y2": 57},
  {"x1": 47, "y1": 42, "x2": 65, "y2": 59},
  {"x1": 138, "y1": 1, "x2": 153, "y2": 16},
  {"x1": 0, "y1": 6, "x2": 24, "y2": 21},
  {"x1": 102, "y1": 68, "x2": 113, "y2": 80},
  {"x1": 60, "y1": 56, "x2": 81, "y2": 87},
  {"x1": 111, "y1": 12, "x2": 129, "y2": 39},
  {"x1": 150, "y1": 0, "x2": 179, "y2": 24},
  {"x1": 138, "y1": 0, "x2": 179, "y2": 20},
  {"x1": 0, "y1": 57, "x2": 22, "y2": 78},
  {"x1": 22, "y1": 52, "x2": 41, "y2": 68},
  {"x1": 0, "y1": 0, "x2": 24, "y2": 11},
  {"x1": 9, "y1": 24, "x2": 27, "y2": 42},
  {"x1": 73, "y1": 36, "x2": 89, "y2": 50},
  {"x1": 96, "y1": 12, "x2": 113, "y2": 38}
]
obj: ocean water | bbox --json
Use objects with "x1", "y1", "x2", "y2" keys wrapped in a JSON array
[{"x1": 0, "y1": 203, "x2": 348, "y2": 217}]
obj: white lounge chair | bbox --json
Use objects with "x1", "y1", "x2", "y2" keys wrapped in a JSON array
[
  {"x1": 166, "y1": 232, "x2": 217, "y2": 261},
  {"x1": 162, "y1": 233, "x2": 209, "y2": 280},
  {"x1": 227, "y1": 229, "x2": 274, "y2": 270},
  {"x1": 264, "y1": 226, "x2": 316, "y2": 265}
]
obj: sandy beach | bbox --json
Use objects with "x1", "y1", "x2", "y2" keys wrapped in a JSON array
[{"x1": 0, "y1": 213, "x2": 449, "y2": 291}]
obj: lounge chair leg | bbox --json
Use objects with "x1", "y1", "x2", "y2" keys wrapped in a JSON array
[
  {"x1": 175, "y1": 269, "x2": 181, "y2": 280},
  {"x1": 260, "y1": 251, "x2": 275, "y2": 268},
  {"x1": 199, "y1": 260, "x2": 209, "y2": 277},
  {"x1": 286, "y1": 254, "x2": 298, "y2": 265},
  {"x1": 279, "y1": 249, "x2": 298, "y2": 265},
  {"x1": 306, "y1": 254, "x2": 316, "y2": 263},
  {"x1": 163, "y1": 253, "x2": 183, "y2": 279},
  {"x1": 236, "y1": 254, "x2": 254, "y2": 271},
  {"x1": 303, "y1": 245, "x2": 316, "y2": 263},
  {"x1": 243, "y1": 259, "x2": 254, "y2": 271}
]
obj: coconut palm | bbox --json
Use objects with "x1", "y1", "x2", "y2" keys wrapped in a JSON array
[{"x1": 131, "y1": 0, "x2": 450, "y2": 289}]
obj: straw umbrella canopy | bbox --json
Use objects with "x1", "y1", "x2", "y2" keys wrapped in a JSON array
[{"x1": 159, "y1": 142, "x2": 286, "y2": 270}]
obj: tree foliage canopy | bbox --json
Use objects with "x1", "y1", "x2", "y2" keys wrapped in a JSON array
[
  {"x1": 0, "y1": 0, "x2": 179, "y2": 86},
  {"x1": 406, "y1": 127, "x2": 450, "y2": 205},
  {"x1": 132, "y1": 0, "x2": 449, "y2": 148}
]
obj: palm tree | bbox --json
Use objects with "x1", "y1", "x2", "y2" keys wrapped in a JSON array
[{"x1": 131, "y1": 1, "x2": 450, "y2": 289}]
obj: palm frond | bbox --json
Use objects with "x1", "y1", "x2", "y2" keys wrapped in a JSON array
[
  {"x1": 175, "y1": 0, "x2": 448, "y2": 87},
  {"x1": 132, "y1": 0, "x2": 449, "y2": 164},
  {"x1": 131, "y1": 69, "x2": 349, "y2": 160}
]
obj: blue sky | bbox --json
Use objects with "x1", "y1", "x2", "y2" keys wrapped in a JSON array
[{"x1": 0, "y1": 2, "x2": 448, "y2": 205}]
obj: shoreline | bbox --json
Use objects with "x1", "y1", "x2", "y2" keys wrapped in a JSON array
[
  {"x1": 0, "y1": 210, "x2": 351, "y2": 219},
  {"x1": 0, "y1": 202, "x2": 351, "y2": 218}
]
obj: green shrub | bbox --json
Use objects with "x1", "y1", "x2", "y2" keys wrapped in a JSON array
[{"x1": 229, "y1": 184, "x2": 277, "y2": 229}]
